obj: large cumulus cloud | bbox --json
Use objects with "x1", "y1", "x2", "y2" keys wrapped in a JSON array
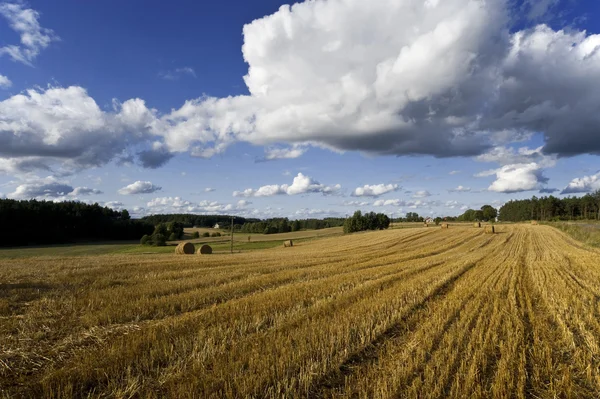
[{"x1": 2, "y1": 0, "x2": 600, "y2": 174}]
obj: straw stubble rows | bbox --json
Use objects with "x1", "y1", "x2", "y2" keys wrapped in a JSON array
[{"x1": 1, "y1": 224, "x2": 600, "y2": 398}]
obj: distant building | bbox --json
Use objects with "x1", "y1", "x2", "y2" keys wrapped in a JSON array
[
  {"x1": 213, "y1": 223, "x2": 220, "y2": 229},
  {"x1": 425, "y1": 217, "x2": 434, "y2": 224}
]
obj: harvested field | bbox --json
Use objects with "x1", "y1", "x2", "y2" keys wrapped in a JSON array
[{"x1": 1, "y1": 224, "x2": 600, "y2": 398}]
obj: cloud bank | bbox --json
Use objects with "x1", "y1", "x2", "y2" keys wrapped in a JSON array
[{"x1": 2, "y1": 0, "x2": 600, "y2": 177}]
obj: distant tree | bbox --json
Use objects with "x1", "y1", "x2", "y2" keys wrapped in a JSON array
[
  {"x1": 192, "y1": 231, "x2": 200, "y2": 239},
  {"x1": 168, "y1": 233, "x2": 177, "y2": 241},
  {"x1": 202, "y1": 232, "x2": 210, "y2": 237},
  {"x1": 121, "y1": 209, "x2": 130, "y2": 220},
  {"x1": 140, "y1": 235, "x2": 151, "y2": 245},
  {"x1": 480, "y1": 205, "x2": 498, "y2": 221},
  {"x1": 343, "y1": 210, "x2": 390, "y2": 233}
]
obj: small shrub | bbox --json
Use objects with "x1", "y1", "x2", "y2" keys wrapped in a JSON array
[
  {"x1": 202, "y1": 232, "x2": 210, "y2": 238},
  {"x1": 140, "y1": 234, "x2": 151, "y2": 246},
  {"x1": 168, "y1": 233, "x2": 178, "y2": 241},
  {"x1": 192, "y1": 231, "x2": 200, "y2": 239}
]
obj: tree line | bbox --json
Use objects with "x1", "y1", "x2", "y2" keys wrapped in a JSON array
[
  {"x1": 240, "y1": 218, "x2": 346, "y2": 234},
  {"x1": 499, "y1": 191, "x2": 600, "y2": 222},
  {"x1": 140, "y1": 214, "x2": 256, "y2": 228},
  {"x1": 0, "y1": 199, "x2": 153, "y2": 247}
]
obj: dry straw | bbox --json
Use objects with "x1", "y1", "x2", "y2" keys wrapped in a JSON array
[
  {"x1": 484, "y1": 225, "x2": 495, "y2": 234},
  {"x1": 423, "y1": 223, "x2": 428, "y2": 227},
  {"x1": 474, "y1": 222, "x2": 481, "y2": 228},
  {"x1": 283, "y1": 240, "x2": 294, "y2": 248},
  {"x1": 175, "y1": 242, "x2": 195, "y2": 255},
  {"x1": 441, "y1": 223, "x2": 449, "y2": 229},
  {"x1": 198, "y1": 245, "x2": 212, "y2": 255},
  {"x1": 531, "y1": 220, "x2": 539, "y2": 225}
]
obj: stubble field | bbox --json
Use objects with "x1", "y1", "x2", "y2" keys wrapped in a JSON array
[{"x1": 1, "y1": 224, "x2": 600, "y2": 398}]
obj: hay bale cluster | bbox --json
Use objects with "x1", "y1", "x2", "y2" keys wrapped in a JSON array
[
  {"x1": 197, "y1": 244, "x2": 212, "y2": 255},
  {"x1": 175, "y1": 242, "x2": 195, "y2": 255},
  {"x1": 484, "y1": 225, "x2": 496, "y2": 234},
  {"x1": 474, "y1": 222, "x2": 481, "y2": 228},
  {"x1": 441, "y1": 223, "x2": 449, "y2": 229},
  {"x1": 283, "y1": 240, "x2": 293, "y2": 248}
]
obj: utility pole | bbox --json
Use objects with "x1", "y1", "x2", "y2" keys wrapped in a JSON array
[{"x1": 230, "y1": 216, "x2": 234, "y2": 254}]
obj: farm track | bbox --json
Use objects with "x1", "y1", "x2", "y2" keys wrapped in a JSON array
[{"x1": 2, "y1": 225, "x2": 600, "y2": 398}]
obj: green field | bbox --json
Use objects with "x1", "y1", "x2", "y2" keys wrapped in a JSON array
[{"x1": 0, "y1": 227, "x2": 343, "y2": 259}]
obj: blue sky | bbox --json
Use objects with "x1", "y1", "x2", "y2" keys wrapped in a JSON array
[{"x1": 1, "y1": 0, "x2": 600, "y2": 219}]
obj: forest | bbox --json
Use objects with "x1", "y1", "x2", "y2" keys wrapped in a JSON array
[
  {"x1": 0, "y1": 199, "x2": 153, "y2": 247},
  {"x1": 498, "y1": 191, "x2": 600, "y2": 222}
]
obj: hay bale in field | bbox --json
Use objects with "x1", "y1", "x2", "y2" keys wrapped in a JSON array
[
  {"x1": 473, "y1": 222, "x2": 481, "y2": 228},
  {"x1": 484, "y1": 225, "x2": 495, "y2": 234},
  {"x1": 283, "y1": 240, "x2": 293, "y2": 248},
  {"x1": 531, "y1": 220, "x2": 539, "y2": 225},
  {"x1": 423, "y1": 223, "x2": 428, "y2": 227},
  {"x1": 441, "y1": 223, "x2": 449, "y2": 229},
  {"x1": 175, "y1": 242, "x2": 195, "y2": 255},
  {"x1": 197, "y1": 244, "x2": 212, "y2": 255}
]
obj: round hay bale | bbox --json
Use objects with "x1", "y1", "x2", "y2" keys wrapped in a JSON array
[
  {"x1": 484, "y1": 225, "x2": 496, "y2": 234},
  {"x1": 473, "y1": 222, "x2": 481, "y2": 228},
  {"x1": 441, "y1": 223, "x2": 449, "y2": 229},
  {"x1": 423, "y1": 223, "x2": 428, "y2": 227},
  {"x1": 283, "y1": 240, "x2": 293, "y2": 248},
  {"x1": 531, "y1": 220, "x2": 539, "y2": 225},
  {"x1": 197, "y1": 244, "x2": 212, "y2": 255},
  {"x1": 175, "y1": 242, "x2": 195, "y2": 255}
]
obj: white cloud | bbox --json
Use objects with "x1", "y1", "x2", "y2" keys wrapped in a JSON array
[
  {"x1": 0, "y1": 2, "x2": 58, "y2": 65},
  {"x1": 561, "y1": 172, "x2": 600, "y2": 194},
  {"x1": 0, "y1": 87, "x2": 157, "y2": 171},
  {"x1": 233, "y1": 172, "x2": 340, "y2": 197},
  {"x1": 118, "y1": 181, "x2": 162, "y2": 195},
  {"x1": 159, "y1": 67, "x2": 197, "y2": 80},
  {"x1": 449, "y1": 185, "x2": 471, "y2": 192},
  {"x1": 487, "y1": 163, "x2": 549, "y2": 193},
  {"x1": 449, "y1": 170, "x2": 461, "y2": 175},
  {"x1": 0, "y1": 74, "x2": 11, "y2": 88},
  {"x1": 70, "y1": 186, "x2": 102, "y2": 196},
  {"x1": 259, "y1": 145, "x2": 307, "y2": 162},
  {"x1": 413, "y1": 190, "x2": 431, "y2": 198},
  {"x1": 204, "y1": 187, "x2": 215, "y2": 192},
  {"x1": 352, "y1": 183, "x2": 398, "y2": 198}
]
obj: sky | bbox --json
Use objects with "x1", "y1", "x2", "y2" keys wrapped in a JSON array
[{"x1": 1, "y1": 0, "x2": 600, "y2": 220}]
